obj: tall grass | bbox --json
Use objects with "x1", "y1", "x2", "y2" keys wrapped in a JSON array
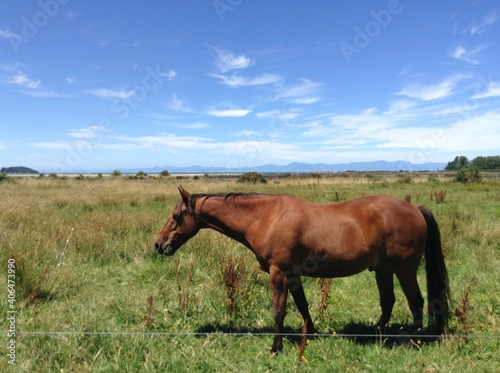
[{"x1": 1, "y1": 175, "x2": 499, "y2": 372}]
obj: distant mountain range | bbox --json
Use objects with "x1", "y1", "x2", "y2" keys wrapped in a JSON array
[
  {"x1": 122, "y1": 160, "x2": 447, "y2": 174},
  {"x1": 6, "y1": 161, "x2": 447, "y2": 175}
]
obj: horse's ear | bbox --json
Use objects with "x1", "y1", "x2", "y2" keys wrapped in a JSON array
[{"x1": 178, "y1": 186, "x2": 190, "y2": 207}]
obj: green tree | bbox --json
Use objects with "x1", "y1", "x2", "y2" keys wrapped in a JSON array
[
  {"x1": 470, "y1": 155, "x2": 500, "y2": 170},
  {"x1": 111, "y1": 170, "x2": 122, "y2": 177},
  {"x1": 159, "y1": 170, "x2": 170, "y2": 177},
  {"x1": 445, "y1": 156, "x2": 470, "y2": 171}
]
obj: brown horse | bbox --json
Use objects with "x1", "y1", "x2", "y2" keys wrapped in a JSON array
[{"x1": 155, "y1": 187, "x2": 449, "y2": 352}]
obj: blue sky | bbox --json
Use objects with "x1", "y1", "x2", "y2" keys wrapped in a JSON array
[{"x1": 1, "y1": 1, "x2": 499, "y2": 172}]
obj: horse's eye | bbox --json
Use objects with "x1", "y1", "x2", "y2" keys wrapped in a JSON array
[{"x1": 173, "y1": 214, "x2": 182, "y2": 224}]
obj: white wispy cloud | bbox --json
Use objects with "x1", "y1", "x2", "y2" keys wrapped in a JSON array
[
  {"x1": 67, "y1": 126, "x2": 105, "y2": 139},
  {"x1": 0, "y1": 66, "x2": 67, "y2": 98},
  {"x1": 0, "y1": 63, "x2": 24, "y2": 72},
  {"x1": 438, "y1": 111, "x2": 500, "y2": 152},
  {"x1": 166, "y1": 93, "x2": 194, "y2": 112},
  {"x1": 396, "y1": 75, "x2": 467, "y2": 101},
  {"x1": 275, "y1": 79, "x2": 323, "y2": 104},
  {"x1": 211, "y1": 73, "x2": 282, "y2": 87},
  {"x1": 233, "y1": 130, "x2": 260, "y2": 137},
  {"x1": 450, "y1": 44, "x2": 487, "y2": 65},
  {"x1": 0, "y1": 29, "x2": 22, "y2": 43},
  {"x1": 174, "y1": 122, "x2": 209, "y2": 129},
  {"x1": 255, "y1": 109, "x2": 301, "y2": 121},
  {"x1": 110, "y1": 134, "x2": 212, "y2": 151},
  {"x1": 160, "y1": 69, "x2": 176, "y2": 80},
  {"x1": 295, "y1": 90, "x2": 500, "y2": 163},
  {"x1": 303, "y1": 107, "x2": 399, "y2": 146},
  {"x1": 214, "y1": 49, "x2": 253, "y2": 73},
  {"x1": 108, "y1": 134, "x2": 303, "y2": 162},
  {"x1": 205, "y1": 108, "x2": 251, "y2": 117},
  {"x1": 471, "y1": 81, "x2": 500, "y2": 99},
  {"x1": 462, "y1": 13, "x2": 497, "y2": 36},
  {"x1": 205, "y1": 102, "x2": 252, "y2": 117},
  {"x1": 289, "y1": 96, "x2": 321, "y2": 104},
  {"x1": 300, "y1": 102, "x2": 471, "y2": 153},
  {"x1": 384, "y1": 100, "x2": 418, "y2": 115},
  {"x1": 8, "y1": 72, "x2": 41, "y2": 89},
  {"x1": 86, "y1": 88, "x2": 135, "y2": 100},
  {"x1": 210, "y1": 48, "x2": 281, "y2": 88},
  {"x1": 24, "y1": 90, "x2": 65, "y2": 98}
]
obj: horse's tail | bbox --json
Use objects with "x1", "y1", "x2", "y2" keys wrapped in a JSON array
[{"x1": 418, "y1": 205, "x2": 450, "y2": 336}]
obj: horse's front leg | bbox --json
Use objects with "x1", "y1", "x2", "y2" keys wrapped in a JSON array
[{"x1": 269, "y1": 265, "x2": 288, "y2": 353}]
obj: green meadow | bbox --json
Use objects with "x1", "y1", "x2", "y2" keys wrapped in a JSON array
[{"x1": 1, "y1": 173, "x2": 499, "y2": 372}]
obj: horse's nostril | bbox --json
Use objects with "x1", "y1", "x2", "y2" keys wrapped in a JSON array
[{"x1": 154, "y1": 242, "x2": 160, "y2": 250}]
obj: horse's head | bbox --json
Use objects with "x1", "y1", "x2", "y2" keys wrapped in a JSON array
[{"x1": 155, "y1": 186, "x2": 200, "y2": 256}]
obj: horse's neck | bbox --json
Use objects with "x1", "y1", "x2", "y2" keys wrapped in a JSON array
[{"x1": 196, "y1": 195, "x2": 263, "y2": 246}]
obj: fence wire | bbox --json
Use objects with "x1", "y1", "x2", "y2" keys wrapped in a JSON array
[{"x1": 15, "y1": 331, "x2": 500, "y2": 340}]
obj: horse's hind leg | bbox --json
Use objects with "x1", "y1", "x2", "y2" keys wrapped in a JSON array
[
  {"x1": 375, "y1": 269, "x2": 395, "y2": 334},
  {"x1": 395, "y1": 270, "x2": 424, "y2": 333},
  {"x1": 287, "y1": 276, "x2": 317, "y2": 336}
]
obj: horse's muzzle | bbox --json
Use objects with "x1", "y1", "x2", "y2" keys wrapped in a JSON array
[{"x1": 155, "y1": 241, "x2": 177, "y2": 256}]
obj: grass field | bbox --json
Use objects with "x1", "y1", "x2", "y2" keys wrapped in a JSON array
[{"x1": 1, "y1": 173, "x2": 499, "y2": 372}]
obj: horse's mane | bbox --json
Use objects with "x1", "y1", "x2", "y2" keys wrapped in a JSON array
[{"x1": 188, "y1": 192, "x2": 265, "y2": 212}]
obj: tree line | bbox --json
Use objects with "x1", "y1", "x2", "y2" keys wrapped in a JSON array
[{"x1": 445, "y1": 155, "x2": 500, "y2": 171}]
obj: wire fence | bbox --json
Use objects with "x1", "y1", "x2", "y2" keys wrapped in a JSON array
[{"x1": 15, "y1": 331, "x2": 500, "y2": 340}]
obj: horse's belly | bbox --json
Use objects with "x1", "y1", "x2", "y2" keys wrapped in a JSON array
[{"x1": 305, "y1": 249, "x2": 379, "y2": 278}]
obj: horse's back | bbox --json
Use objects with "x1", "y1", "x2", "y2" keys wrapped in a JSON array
[{"x1": 282, "y1": 194, "x2": 427, "y2": 275}]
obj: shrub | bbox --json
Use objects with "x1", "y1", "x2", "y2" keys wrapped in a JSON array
[
  {"x1": 136, "y1": 171, "x2": 147, "y2": 179},
  {"x1": 454, "y1": 167, "x2": 482, "y2": 183},
  {"x1": 398, "y1": 174, "x2": 413, "y2": 184},
  {"x1": 0, "y1": 172, "x2": 15, "y2": 183},
  {"x1": 159, "y1": 170, "x2": 170, "y2": 177},
  {"x1": 111, "y1": 170, "x2": 122, "y2": 177},
  {"x1": 236, "y1": 172, "x2": 267, "y2": 184}
]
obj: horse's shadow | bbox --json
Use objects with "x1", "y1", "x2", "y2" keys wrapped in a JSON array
[
  {"x1": 195, "y1": 321, "x2": 437, "y2": 348},
  {"x1": 195, "y1": 323, "x2": 304, "y2": 346},
  {"x1": 337, "y1": 321, "x2": 439, "y2": 346}
]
